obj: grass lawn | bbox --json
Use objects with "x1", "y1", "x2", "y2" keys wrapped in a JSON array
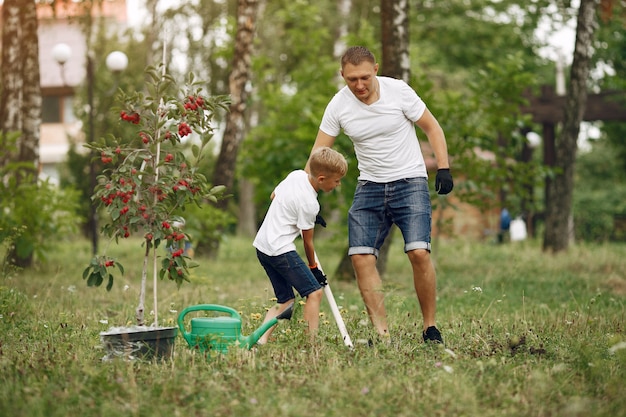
[{"x1": 1, "y1": 234, "x2": 625, "y2": 417}]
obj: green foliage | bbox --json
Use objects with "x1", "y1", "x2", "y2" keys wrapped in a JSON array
[
  {"x1": 162, "y1": 0, "x2": 236, "y2": 94},
  {"x1": 409, "y1": 0, "x2": 554, "y2": 91},
  {"x1": 241, "y1": 0, "x2": 357, "y2": 216},
  {"x1": 173, "y1": 202, "x2": 235, "y2": 257},
  {"x1": 434, "y1": 52, "x2": 544, "y2": 216},
  {"x1": 0, "y1": 132, "x2": 81, "y2": 267},
  {"x1": 574, "y1": 139, "x2": 626, "y2": 242},
  {"x1": 83, "y1": 65, "x2": 230, "y2": 293},
  {"x1": 595, "y1": 1, "x2": 626, "y2": 174},
  {"x1": 60, "y1": 23, "x2": 156, "y2": 239},
  {"x1": 240, "y1": 0, "x2": 563, "y2": 229}
]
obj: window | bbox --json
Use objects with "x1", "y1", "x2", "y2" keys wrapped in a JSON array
[{"x1": 42, "y1": 95, "x2": 76, "y2": 123}]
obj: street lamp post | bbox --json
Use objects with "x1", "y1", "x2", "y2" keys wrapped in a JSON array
[
  {"x1": 51, "y1": 43, "x2": 72, "y2": 85},
  {"x1": 53, "y1": 45, "x2": 128, "y2": 255}
]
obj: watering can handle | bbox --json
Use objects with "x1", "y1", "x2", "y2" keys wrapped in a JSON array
[{"x1": 177, "y1": 304, "x2": 242, "y2": 342}]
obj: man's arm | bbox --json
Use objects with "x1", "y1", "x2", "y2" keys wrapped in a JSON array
[
  {"x1": 416, "y1": 108, "x2": 453, "y2": 194},
  {"x1": 305, "y1": 130, "x2": 337, "y2": 173},
  {"x1": 415, "y1": 108, "x2": 449, "y2": 169}
]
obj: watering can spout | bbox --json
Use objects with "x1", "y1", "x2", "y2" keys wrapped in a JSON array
[{"x1": 241, "y1": 302, "x2": 294, "y2": 349}]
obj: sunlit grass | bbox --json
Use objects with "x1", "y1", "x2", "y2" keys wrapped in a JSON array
[{"x1": 1, "y1": 234, "x2": 625, "y2": 416}]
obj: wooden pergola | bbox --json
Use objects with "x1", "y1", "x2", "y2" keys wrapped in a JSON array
[
  {"x1": 517, "y1": 85, "x2": 626, "y2": 237},
  {"x1": 523, "y1": 85, "x2": 626, "y2": 167}
]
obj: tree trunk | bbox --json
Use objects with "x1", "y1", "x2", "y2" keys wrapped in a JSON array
[
  {"x1": 1, "y1": 0, "x2": 41, "y2": 268},
  {"x1": 331, "y1": 0, "x2": 355, "y2": 281},
  {"x1": 212, "y1": 0, "x2": 258, "y2": 206},
  {"x1": 380, "y1": 0, "x2": 409, "y2": 81},
  {"x1": 334, "y1": 0, "x2": 410, "y2": 281},
  {"x1": 543, "y1": 0, "x2": 597, "y2": 253},
  {"x1": 236, "y1": 178, "x2": 257, "y2": 237},
  {"x1": 379, "y1": 0, "x2": 409, "y2": 276},
  {"x1": 207, "y1": 0, "x2": 258, "y2": 256}
]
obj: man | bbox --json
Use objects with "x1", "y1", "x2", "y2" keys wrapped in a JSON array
[{"x1": 308, "y1": 46, "x2": 453, "y2": 344}]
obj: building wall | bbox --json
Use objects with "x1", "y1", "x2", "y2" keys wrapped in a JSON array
[{"x1": 35, "y1": 0, "x2": 128, "y2": 183}]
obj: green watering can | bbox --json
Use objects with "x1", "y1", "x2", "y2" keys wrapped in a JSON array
[{"x1": 178, "y1": 303, "x2": 294, "y2": 353}]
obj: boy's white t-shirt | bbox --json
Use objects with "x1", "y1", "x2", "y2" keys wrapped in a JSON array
[
  {"x1": 319, "y1": 76, "x2": 428, "y2": 183},
  {"x1": 253, "y1": 170, "x2": 319, "y2": 256}
]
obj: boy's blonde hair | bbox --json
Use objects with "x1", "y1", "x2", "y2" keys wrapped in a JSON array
[{"x1": 309, "y1": 147, "x2": 348, "y2": 178}]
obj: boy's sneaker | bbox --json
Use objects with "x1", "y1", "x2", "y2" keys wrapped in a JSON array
[{"x1": 423, "y1": 326, "x2": 443, "y2": 344}]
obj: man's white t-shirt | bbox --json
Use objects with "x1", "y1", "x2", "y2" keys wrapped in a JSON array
[
  {"x1": 253, "y1": 170, "x2": 319, "y2": 256},
  {"x1": 319, "y1": 76, "x2": 428, "y2": 183}
]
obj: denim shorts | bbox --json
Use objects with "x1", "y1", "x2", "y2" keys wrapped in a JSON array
[
  {"x1": 348, "y1": 177, "x2": 432, "y2": 257},
  {"x1": 256, "y1": 249, "x2": 322, "y2": 303}
]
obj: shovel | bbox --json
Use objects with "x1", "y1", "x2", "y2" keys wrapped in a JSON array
[{"x1": 314, "y1": 251, "x2": 353, "y2": 349}]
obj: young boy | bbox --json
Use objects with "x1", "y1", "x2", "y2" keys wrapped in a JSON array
[{"x1": 253, "y1": 146, "x2": 348, "y2": 344}]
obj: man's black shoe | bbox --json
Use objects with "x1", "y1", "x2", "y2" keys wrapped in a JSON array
[{"x1": 423, "y1": 326, "x2": 443, "y2": 344}]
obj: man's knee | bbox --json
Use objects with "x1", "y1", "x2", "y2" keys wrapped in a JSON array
[
  {"x1": 350, "y1": 253, "x2": 376, "y2": 269},
  {"x1": 407, "y1": 248, "x2": 430, "y2": 265}
]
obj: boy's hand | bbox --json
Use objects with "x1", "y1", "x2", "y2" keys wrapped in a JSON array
[{"x1": 310, "y1": 267, "x2": 328, "y2": 286}]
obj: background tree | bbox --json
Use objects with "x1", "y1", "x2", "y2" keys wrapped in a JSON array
[
  {"x1": 212, "y1": 0, "x2": 258, "y2": 210},
  {"x1": 571, "y1": 0, "x2": 626, "y2": 243},
  {"x1": 1, "y1": 0, "x2": 80, "y2": 268},
  {"x1": 240, "y1": 0, "x2": 350, "y2": 215},
  {"x1": 595, "y1": 0, "x2": 626, "y2": 172},
  {"x1": 333, "y1": 0, "x2": 411, "y2": 281},
  {"x1": 0, "y1": 0, "x2": 40, "y2": 183},
  {"x1": 0, "y1": 0, "x2": 41, "y2": 267},
  {"x1": 205, "y1": 0, "x2": 259, "y2": 256},
  {"x1": 543, "y1": 0, "x2": 598, "y2": 252},
  {"x1": 573, "y1": 139, "x2": 626, "y2": 242}
]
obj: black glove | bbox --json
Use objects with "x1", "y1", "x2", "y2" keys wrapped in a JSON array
[
  {"x1": 315, "y1": 213, "x2": 327, "y2": 228},
  {"x1": 435, "y1": 168, "x2": 454, "y2": 195},
  {"x1": 310, "y1": 267, "x2": 328, "y2": 286}
]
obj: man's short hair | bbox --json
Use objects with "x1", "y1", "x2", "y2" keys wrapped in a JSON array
[{"x1": 341, "y1": 46, "x2": 376, "y2": 68}]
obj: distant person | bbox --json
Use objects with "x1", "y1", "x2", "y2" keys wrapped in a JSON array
[
  {"x1": 308, "y1": 46, "x2": 453, "y2": 344},
  {"x1": 498, "y1": 208, "x2": 511, "y2": 243},
  {"x1": 254, "y1": 147, "x2": 348, "y2": 344}
]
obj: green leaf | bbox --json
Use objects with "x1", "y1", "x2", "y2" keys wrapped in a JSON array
[
  {"x1": 87, "y1": 272, "x2": 99, "y2": 287},
  {"x1": 106, "y1": 274, "x2": 114, "y2": 291},
  {"x1": 161, "y1": 257, "x2": 171, "y2": 269}
]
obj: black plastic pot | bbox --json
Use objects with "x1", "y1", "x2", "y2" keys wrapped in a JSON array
[{"x1": 100, "y1": 326, "x2": 178, "y2": 361}]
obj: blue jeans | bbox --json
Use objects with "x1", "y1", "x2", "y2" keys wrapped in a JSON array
[
  {"x1": 348, "y1": 177, "x2": 432, "y2": 257},
  {"x1": 256, "y1": 249, "x2": 322, "y2": 303}
]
